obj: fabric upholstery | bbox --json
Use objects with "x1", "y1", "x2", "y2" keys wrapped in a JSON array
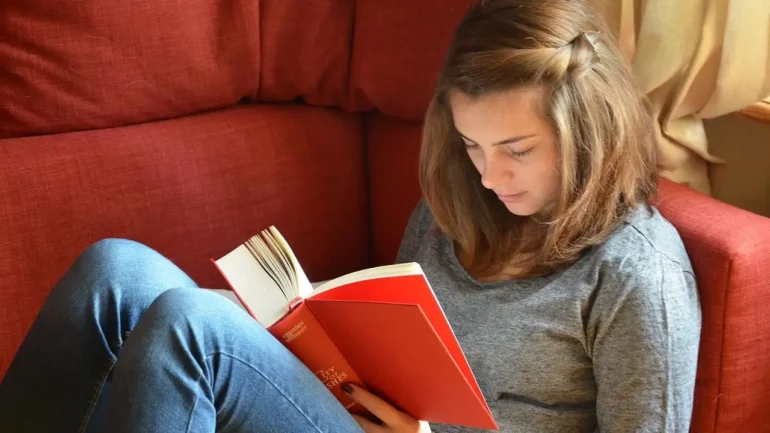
[
  {"x1": 367, "y1": 113, "x2": 422, "y2": 265},
  {"x1": 256, "y1": 0, "x2": 355, "y2": 106},
  {"x1": 0, "y1": 0, "x2": 261, "y2": 138},
  {"x1": 347, "y1": 0, "x2": 477, "y2": 120},
  {"x1": 0, "y1": 104, "x2": 369, "y2": 379},
  {"x1": 657, "y1": 180, "x2": 770, "y2": 433},
  {"x1": 0, "y1": 0, "x2": 356, "y2": 138}
]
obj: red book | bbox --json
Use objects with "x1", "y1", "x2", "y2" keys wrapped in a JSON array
[{"x1": 213, "y1": 226, "x2": 498, "y2": 431}]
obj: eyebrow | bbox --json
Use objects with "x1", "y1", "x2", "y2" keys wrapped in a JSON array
[{"x1": 456, "y1": 130, "x2": 537, "y2": 146}]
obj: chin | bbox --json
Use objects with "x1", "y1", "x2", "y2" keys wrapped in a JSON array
[{"x1": 502, "y1": 202, "x2": 541, "y2": 217}]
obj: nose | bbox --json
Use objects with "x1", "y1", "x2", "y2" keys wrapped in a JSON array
[{"x1": 480, "y1": 153, "x2": 512, "y2": 190}]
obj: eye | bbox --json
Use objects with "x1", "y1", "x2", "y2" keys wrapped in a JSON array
[
  {"x1": 508, "y1": 147, "x2": 533, "y2": 158},
  {"x1": 462, "y1": 140, "x2": 479, "y2": 149}
]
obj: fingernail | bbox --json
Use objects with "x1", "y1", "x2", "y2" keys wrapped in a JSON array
[{"x1": 341, "y1": 383, "x2": 354, "y2": 395}]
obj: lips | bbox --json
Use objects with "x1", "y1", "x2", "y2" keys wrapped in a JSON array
[{"x1": 497, "y1": 192, "x2": 526, "y2": 202}]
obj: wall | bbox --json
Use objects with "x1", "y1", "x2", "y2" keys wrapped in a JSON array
[{"x1": 704, "y1": 114, "x2": 770, "y2": 217}]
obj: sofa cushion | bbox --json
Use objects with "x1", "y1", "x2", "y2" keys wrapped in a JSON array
[
  {"x1": 347, "y1": 0, "x2": 477, "y2": 120},
  {"x1": 0, "y1": 104, "x2": 369, "y2": 379},
  {"x1": 0, "y1": 0, "x2": 356, "y2": 138},
  {"x1": 256, "y1": 0, "x2": 356, "y2": 106},
  {"x1": 0, "y1": 0, "x2": 261, "y2": 138}
]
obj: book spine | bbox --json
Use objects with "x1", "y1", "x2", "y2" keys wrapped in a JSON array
[{"x1": 268, "y1": 301, "x2": 366, "y2": 414}]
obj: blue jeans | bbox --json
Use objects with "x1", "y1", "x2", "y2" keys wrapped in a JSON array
[{"x1": 0, "y1": 239, "x2": 364, "y2": 433}]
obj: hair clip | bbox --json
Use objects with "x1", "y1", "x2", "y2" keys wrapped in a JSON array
[{"x1": 582, "y1": 31, "x2": 602, "y2": 61}]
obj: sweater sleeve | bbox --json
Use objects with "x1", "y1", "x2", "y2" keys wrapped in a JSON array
[{"x1": 587, "y1": 254, "x2": 701, "y2": 432}]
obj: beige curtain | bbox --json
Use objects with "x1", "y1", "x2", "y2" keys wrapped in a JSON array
[{"x1": 593, "y1": 0, "x2": 770, "y2": 195}]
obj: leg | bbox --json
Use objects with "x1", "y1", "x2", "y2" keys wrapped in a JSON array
[
  {"x1": 0, "y1": 239, "x2": 197, "y2": 433},
  {"x1": 103, "y1": 288, "x2": 364, "y2": 433}
]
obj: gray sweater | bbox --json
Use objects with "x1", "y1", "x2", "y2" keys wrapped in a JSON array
[{"x1": 396, "y1": 200, "x2": 701, "y2": 433}]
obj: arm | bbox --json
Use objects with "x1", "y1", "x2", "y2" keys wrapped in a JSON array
[{"x1": 588, "y1": 257, "x2": 701, "y2": 432}]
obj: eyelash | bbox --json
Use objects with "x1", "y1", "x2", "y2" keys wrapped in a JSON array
[
  {"x1": 508, "y1": 148, "x2": 532, "y2": 158},
  {"x1": 463, "y1": 142, "x2": 532, "y2": 158}
]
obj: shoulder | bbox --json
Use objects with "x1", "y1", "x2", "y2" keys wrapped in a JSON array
[
  {"x1": 584, "y1": 206, "x2": 701, "y2": 357},
  {"x1": 413, "y1": 198, "x2": 434, "y2": 224},
  {"x1": 597, "y1": 205, "x2": 694, "y2": 277},
  {"x1": 396, "y1": 198, "x2": 440, "y2": 263},
  {"x1": 405, "y1": 198, "x2": 438, "y2": 239},
  {"x1": 585, "y1": 205, "x2": 698, "y2": 310}
]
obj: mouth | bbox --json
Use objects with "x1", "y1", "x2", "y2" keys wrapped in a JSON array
[{"x1": 497, "y1": 192, "x2": 526, "y2": 203}]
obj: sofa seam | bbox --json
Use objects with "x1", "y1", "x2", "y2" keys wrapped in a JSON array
[{"x1": 713, "y1": 256, "x2": 732, "y2": 433}]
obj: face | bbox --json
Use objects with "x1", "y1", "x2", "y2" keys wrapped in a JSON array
[{"x1": 449, "y1": 86, "x2": 560, "y2": 217}]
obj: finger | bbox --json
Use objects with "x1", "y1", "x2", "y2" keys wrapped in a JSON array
[
  {"x1": 343, "y1": 383, "x2": 408, "y2": 427},
  {"x1": 351, "y1": 414, "x2": 388, "y2": 433}
]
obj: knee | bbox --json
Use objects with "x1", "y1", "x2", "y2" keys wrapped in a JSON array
[
  {"x1": 73, "y1": 238, "x2": 195, "y2": 288},
  {"x1": 53, "y1": 239, "x2": 195, "y2": 306},
  {"x1": 78, "y1": 238, "x2": 158, "y2": 273}
]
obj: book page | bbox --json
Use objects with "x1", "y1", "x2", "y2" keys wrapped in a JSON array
[
  {"x1": 311, "y1": 263, "x2": 423, "y2": 297},
  {"x1": 247, "y1": 234, "x2": 293, "y2": 299},
  {"x1": 267, "y1": 226, "x2": 314, "y2": 299},
  {"x1": 263, "y1": 231, "x2": 298, "y2": 294},
  {"x1": 214, "y1": 244, "x2": 290, "y2": 327}
]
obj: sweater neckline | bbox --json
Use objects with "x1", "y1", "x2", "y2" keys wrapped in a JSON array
[{"x1": 439, "y1": 235, "x2": 537, "y2": 289}]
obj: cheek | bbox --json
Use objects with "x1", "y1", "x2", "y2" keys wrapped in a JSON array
[{"x1": 537, "y1": 156, "x2": 561, "y2": 197}]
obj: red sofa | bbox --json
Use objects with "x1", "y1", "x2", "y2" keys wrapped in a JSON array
[{"x1": 1, "y1": 0, "x2": 769, "y2": 431}]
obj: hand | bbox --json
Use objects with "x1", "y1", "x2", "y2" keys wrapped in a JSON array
[{"x1": 342, "y1": 383, "x2": 432, "y2": 433}]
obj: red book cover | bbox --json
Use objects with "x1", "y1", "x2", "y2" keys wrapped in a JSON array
[
  {"x1": 267, "y1": 301, "x2": 367, "y2": 415},
  {"x1": 307, "y1": 274, "x2": 495, "y2": 429}
]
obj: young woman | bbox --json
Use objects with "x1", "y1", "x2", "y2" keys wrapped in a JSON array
[{"x1": 0, "y1": 1, "x2": 700, "y2": 432}]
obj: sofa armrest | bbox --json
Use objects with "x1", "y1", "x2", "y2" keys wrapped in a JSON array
[{"x1": 657, "y1": 179, "x2": 770, "y2": 433}]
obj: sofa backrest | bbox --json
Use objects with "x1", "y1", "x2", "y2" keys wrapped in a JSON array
[
  {"x1": 345, "y1": 0, "x2": 477, "y2": 118},
  {"x1": 0, "y1": 0, "x2": 357, "y2": 138},
  {"x1": 1, "y1": 0, "x2": 482, "y2": 137}
]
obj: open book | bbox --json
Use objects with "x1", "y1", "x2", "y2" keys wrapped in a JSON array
[{"x1": 213, "y1": 226, "x2": 498, "y2": 431}]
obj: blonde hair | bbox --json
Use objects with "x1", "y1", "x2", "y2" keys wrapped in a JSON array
[{"x1": 420, "y1": 0, "x2": 658, "y2": 279}]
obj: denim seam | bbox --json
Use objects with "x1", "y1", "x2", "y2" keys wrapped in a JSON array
[
  {"x1": 204, "y1": 352, "x2": 328, "y2": 433},
  {"x1": 186, "y1": 393, "x2": 201, "y2": 433},
  {"x1": 77, "y1": 357, "x2": 116, "y2": 433}
]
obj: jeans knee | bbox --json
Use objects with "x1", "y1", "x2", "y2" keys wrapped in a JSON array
[
  {"x1": 52, "y1": 239, "x2": 196, "y2": 308},
  {"x1": 76, "y1": 238, "x2": 195, "y2": 288},
  {"x1": 79, "y1": 238, "x2": 157, "y2": 272}
]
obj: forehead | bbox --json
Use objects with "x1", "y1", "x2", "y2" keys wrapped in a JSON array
[{"x1": 448, "y1": 87, "x2": 547, "y2": 136}]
